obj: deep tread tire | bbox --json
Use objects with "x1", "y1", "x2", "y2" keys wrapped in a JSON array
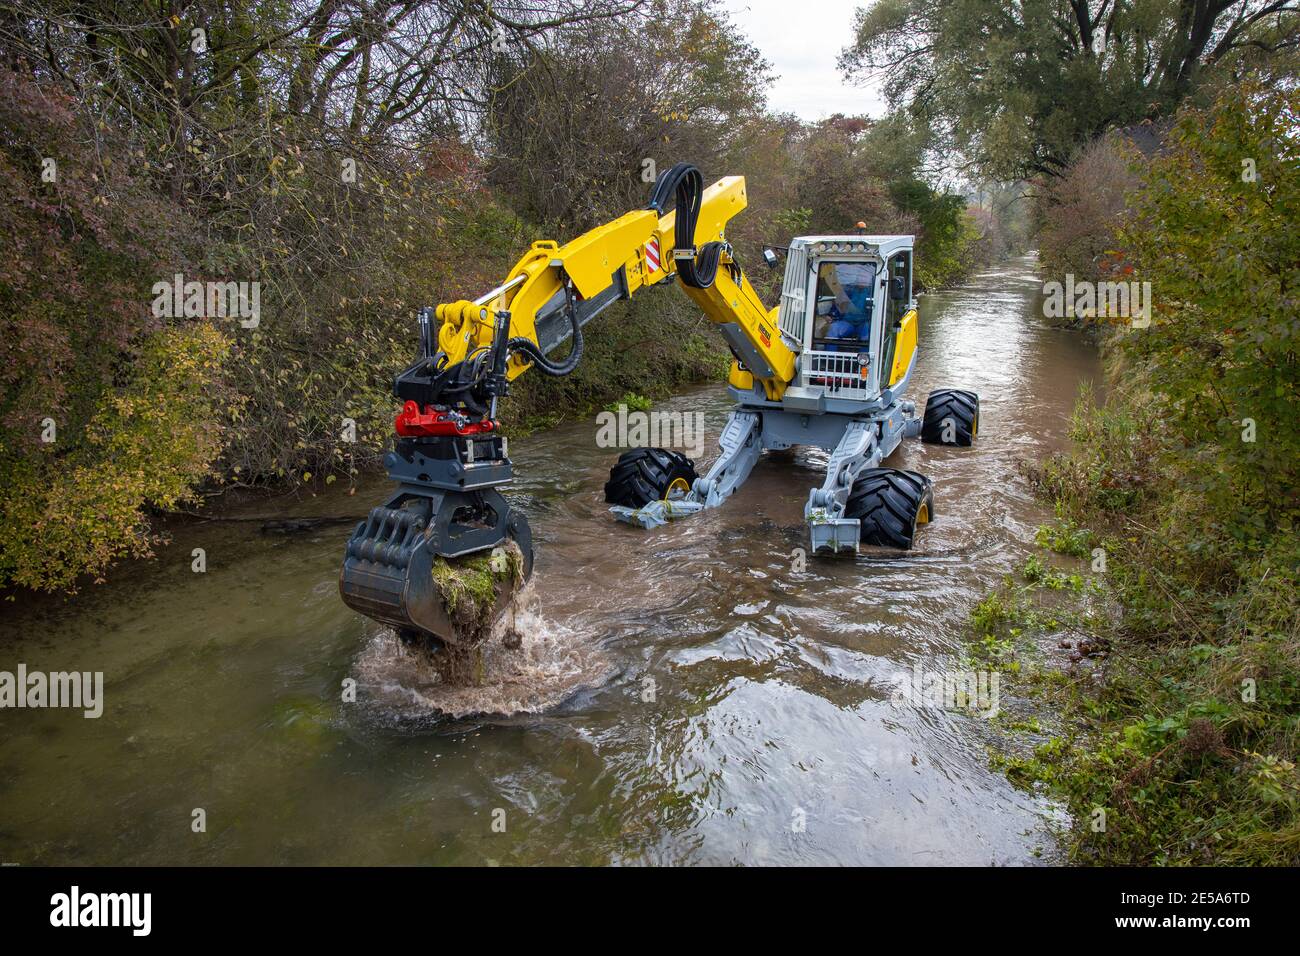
[
  {"x1": 845, "y1": 468, "x2": 934, "y2": 549},
  {"x1": 604, "y1": 447, "x2": 699, "y2": 508},
  {"x1": 921, "y1": 388, "x2": 979, "y2": 446}
]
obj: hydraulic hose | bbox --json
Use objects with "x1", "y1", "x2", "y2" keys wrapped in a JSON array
[
  {"x1": 428, "y1": 346, "x2": 494, "y2": 417},
  {"x1": 499, "y1": 162, "x2": 725, "y2": 378},
  {"x1": 508, "y1": 164, "x2": 722, "y2": 378},
  {"x1": 645, "y1": 162, "x2": 724, "y2": 290},
  {"x1": 507, "y1": 276, "x2": 583, "y2": 377}
]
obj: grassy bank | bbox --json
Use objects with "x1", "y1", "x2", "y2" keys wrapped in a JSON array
[
  {"x1": 978, "y1": 401, "x2": 1299, "y2": 864},
  {"x1": 980, "y1": 84, "x2": 1299, "y2": 865}
]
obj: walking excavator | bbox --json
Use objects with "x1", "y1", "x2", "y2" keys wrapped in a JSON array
[{"x1": 339, "y1": 164, "x2": 979, "y2": 645}]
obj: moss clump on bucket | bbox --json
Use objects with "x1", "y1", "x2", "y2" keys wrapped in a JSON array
[{"x1": 422, "y1": 541, "x2": 527, "y2": 685}]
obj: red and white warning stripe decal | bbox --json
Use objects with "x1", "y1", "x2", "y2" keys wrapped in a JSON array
[{"x1": 645, "y1": 237, "x2": 660, "y2": 273}]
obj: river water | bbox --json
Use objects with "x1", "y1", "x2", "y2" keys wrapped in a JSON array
[{"x1": 0, "y1": 255, "x2": 1099, "y2": 865}]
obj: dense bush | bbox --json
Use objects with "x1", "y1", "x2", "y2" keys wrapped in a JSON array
[
  {"x1": 1010, "y1": 82, "x2": 1300, "y2": 864},
  {"x1": 1120, "y1": 82, "x2": 1299, "y2": 551},
  {"x1": 0, "y1": 68, "x2": 230, "y2": 591},
  {"x1": 1035, "y1": 134, "x2": 1142, "y2": 282}
]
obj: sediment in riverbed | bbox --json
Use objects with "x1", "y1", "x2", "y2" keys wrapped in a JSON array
[{"x1": 427, "y1": 540, "x2": 527, "y2": 648}]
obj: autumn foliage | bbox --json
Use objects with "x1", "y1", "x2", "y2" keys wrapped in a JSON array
[{"x1": 0, "y1": 68, "x2": 229, "y2": 590}]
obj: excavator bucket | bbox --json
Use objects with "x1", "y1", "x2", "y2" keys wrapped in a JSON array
[
  {"x1": 341, "y1": 506, "x2": 461, "y2": 643},
  {"x1": 340, "y1": 488, "x2": 533, "y2": 646}
]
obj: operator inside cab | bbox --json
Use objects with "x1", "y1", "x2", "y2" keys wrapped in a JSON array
[{"x1": 813, "y1": 260, "x2": 877, "y2": 349}]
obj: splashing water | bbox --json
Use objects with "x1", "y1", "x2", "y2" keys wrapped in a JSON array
[{"x1": 352, "y1": 584, "x2": 615, "y2": 719}]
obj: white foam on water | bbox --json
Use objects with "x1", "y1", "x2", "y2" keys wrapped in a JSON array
[{"x1": 352, "y1": 585, "x2": 614, "y2": 719}]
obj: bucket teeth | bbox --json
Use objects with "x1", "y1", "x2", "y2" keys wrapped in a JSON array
[{"x1": 347, "y1": 506, "x2": 425, "y2": 566}]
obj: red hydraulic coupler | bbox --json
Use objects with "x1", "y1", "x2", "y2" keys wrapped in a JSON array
[{"x1": 394, "y1": 400, "x2": 497, "y2": 438}]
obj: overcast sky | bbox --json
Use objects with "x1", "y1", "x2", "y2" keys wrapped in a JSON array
[{"x1": 719, "y1": 0, "x2": 886, "y2": 121}]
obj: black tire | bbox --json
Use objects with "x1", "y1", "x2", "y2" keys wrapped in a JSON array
[
  {"x1": 604, "y1": 447, "x2": 699, "y2": 508},
  {"x1": 921, "y1": 388, "x2": 979, "y2": 446},
  {"x1": 845, "y1": 468, "x2": 934, "y2": 549}
]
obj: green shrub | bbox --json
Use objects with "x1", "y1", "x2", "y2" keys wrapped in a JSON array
[
  {"x1": 999, "y1": 81, "x2": 1300, "y2": 865},
  {"x1": 0, "y1": 325, "x2": 229, "y2": 591}
]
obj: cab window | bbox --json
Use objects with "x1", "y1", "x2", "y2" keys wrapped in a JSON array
[
  {"x1": 883, "y1": 252, "x2": 911, "y2": 328},
  {"x1": 812, "y1": 261, "x2": 876, "y2": 347},
  {"x1": 879, "y1": 252, "x2": 913, "y2": 379}
]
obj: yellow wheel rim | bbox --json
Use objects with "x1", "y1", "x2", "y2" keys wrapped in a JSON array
[
  {"x1": 665, "y1": 477, "x2": 690, "y2": 500},
  {"x1": 972, "y1": 416, "x2": 978, "y2": 439},
  {"x1": 916, "y1": 502, "x2": 930, "y2": 524}
]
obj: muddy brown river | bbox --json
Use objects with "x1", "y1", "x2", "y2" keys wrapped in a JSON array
[{"x1": 0, "y1": 255, "x2": 1099, "y2": 865}]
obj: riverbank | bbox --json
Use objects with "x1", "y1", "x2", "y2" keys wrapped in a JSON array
[
  {"x1": 980, "y1": 86, "x2": 1300, "y2": 865},
  {"x1": 980, "y1": 391, "x2": 1299, "y2": 864}
]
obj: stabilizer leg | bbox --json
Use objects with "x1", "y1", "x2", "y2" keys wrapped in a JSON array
[{"x1": 805, "y1": 419, "x2": 881, "y2": 553}]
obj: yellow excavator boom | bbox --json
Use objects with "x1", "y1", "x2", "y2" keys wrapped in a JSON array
[
  {"x1": 339, "y1": 164, "x2": 800, "y2": 647},
  {"x1": 431, "y1": 173, "x2": 795, "y2": 401}
]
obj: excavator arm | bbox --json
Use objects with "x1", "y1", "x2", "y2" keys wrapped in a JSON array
[
  {"x1": 407, "y1": 165, "x2": 794, "y2": 416},
  {"x1": 340, "y1": 164, "x2": 794, "y2": 646}
]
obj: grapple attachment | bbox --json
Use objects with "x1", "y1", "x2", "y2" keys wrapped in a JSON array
[
  {"x1": 342, "y1": 266, "x2": 575, "y2": 646},
  {"x1": 339, "y1": 300, "x2": 533, "y2": 646},
  {"x1": 339, "y1": 484, "x2": 532, "y2": 645}
]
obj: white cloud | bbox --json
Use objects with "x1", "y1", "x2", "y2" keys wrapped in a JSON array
[{"x1": 719, "y1": 0, "x2": 886, "y2": 121}]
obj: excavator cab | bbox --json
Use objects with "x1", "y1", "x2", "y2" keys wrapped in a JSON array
[{"x1": 772, "y1": 236, "x2": 916, "y2": 406}]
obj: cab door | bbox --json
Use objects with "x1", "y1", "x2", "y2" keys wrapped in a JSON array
[{"x1": 880, "y1": 251, "x2": 917, "y2": 388}]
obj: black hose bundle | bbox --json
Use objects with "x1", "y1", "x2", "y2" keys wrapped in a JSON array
[
  {"x1": 426, "y1": 346, "x2": 495, "y2": 417},
  {"x1": 507, "y1": 276, "x2": 583, "y2": 377},
  {"x1": 499, "y1": 164, "x2": 723, "y2": 380},
  {"x1": 645, "y1": 162, "x2": 724, "y2": 290},
  {"x1": 493, "y1": 163, "x2": 724, "y2": 381}
]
